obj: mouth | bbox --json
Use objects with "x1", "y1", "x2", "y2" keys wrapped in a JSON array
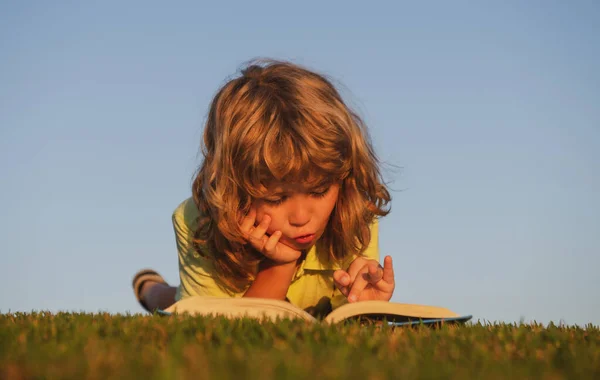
[{"x1": 293, "y1": 234, "x2": 315, "y2": 245}]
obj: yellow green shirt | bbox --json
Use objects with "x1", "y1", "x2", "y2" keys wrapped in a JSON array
[{"x1": 171, "y1": 198, "x2": 379, "y2": 316}]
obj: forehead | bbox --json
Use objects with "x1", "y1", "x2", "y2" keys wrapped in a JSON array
[{"x1": 261, "y1": 175, "x2": 334, "y2": 193}]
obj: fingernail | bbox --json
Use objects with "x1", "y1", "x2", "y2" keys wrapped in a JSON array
[{"x1": 348, "y1": 295, "x2": 357, "y2": 302}]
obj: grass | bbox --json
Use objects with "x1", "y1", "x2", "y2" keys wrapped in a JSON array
[{"x1": 1, "y1": 312, "x2": 599, "y2": 379}]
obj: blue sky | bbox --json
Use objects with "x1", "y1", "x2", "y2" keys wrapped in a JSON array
[{"x1": 1, "y1": 1, "x2": 598, "y2": 325}]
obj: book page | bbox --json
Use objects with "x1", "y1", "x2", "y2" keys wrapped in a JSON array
[
  {"x1": 324, "y1": 301, "x2": 461, "y2": 324},
  {"x1": 163, "y1": 296, "x2": 318, "y2": 322}
]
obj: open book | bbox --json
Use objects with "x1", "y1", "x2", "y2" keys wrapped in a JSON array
[{"x1": 159, "y1": 296, "x2": 472, "y2": 326}]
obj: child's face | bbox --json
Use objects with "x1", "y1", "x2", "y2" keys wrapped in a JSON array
[{"x1": 252, "y1": 182, "x2": 340, "y2": 250}]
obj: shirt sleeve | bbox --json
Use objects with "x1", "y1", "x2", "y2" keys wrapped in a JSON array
[
  {"x1": 172, "y1": 198, "x2": 237, "y2": 300},
  {"x1": 336, "y1": 217, "x2": 380, "y2": 270},
  {"x1": 361, "y1": 217, "x2": 380, "y2": 262}
]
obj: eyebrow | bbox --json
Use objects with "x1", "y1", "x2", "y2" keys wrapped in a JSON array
[
  {"x1": 265, "y1": 182, "x2": 332, "y2": 196},
  {"x1": 308, "y1": 183, "x2": 331, "y2": 192}
]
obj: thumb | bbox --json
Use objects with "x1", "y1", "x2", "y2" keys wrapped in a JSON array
[
  {"x1": 382, "y1": 255, "x2": 394, "y2": 284},
  {"x1": 333, "y1": 270, "x2": 350, "y2": 287}
]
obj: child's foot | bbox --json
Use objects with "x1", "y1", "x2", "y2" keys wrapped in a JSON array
[{"x1": 132, "y1": 269, "x2": 168, "y2": 313}]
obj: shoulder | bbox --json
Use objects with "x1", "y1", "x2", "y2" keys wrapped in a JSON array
[
  {"x1": 341, "y1": 217, "x2": 380, "y2": 266},
  {"x1": 369, "y1": 217, "x2": 379, "y2": 232},
  {"x1": 368, "y1": 217, "x2": 379, "y2": 244},
  {"x1": 172, "y1": 197, "x2": 199, "y2": 230}
]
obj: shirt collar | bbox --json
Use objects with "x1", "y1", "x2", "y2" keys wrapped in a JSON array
[{"x1": 293, "y1": 244, "x2": 353, "y2": 281}]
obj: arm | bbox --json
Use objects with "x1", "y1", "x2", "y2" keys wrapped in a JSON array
[
  {"x1": 239, "y1": 209, "x2": 303, "y2": 300},
  {"x1": 243, "y1": 260, "x2": 296, "y2": 299},
  {"x1": 332, "y1": 220, "x2": 395, "y2": 302}
]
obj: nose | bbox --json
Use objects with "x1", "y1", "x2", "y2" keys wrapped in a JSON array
[{"x1": 288, "y1": 196, "x2": 311, "y2": 227}]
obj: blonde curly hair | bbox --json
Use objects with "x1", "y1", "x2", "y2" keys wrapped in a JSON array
[{"x1": 191, "y1": 59, "x2": 391, "y2": 292}]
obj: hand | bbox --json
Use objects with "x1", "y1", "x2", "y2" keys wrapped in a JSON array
[
  {"x1": 333, "y1": 255, "x2": 395, "y2": 303},
  {"x1": 239, "y1": 208, "x2": 302, "y2": 264}
]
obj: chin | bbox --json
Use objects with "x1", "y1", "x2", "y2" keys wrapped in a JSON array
[
  {"x1": 279, "y1": 239, "x2": 300, "y2": 250},
  {"x1": 278, "y1": 239, "x2": 308, "y2": 252}
]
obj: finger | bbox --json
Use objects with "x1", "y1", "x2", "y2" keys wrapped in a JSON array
[
  {"x1": 333, "y1": 270, "x2": 350, "y2": 296},
  {"x1": 347, "y1": 266, "x2": 370, "y2": 303},
  {"x1": 333, "y1": 270, "x2": 350, "y2": 287},
  {"x1": 237, "y1": 208, "x2": 248, "y2": 224},
  {"x1": 249, "y1": 214, "x2": 270, "y2": 241},
  {"x1": 338, "y1": 286, "x2": 349, "y2": 297},
  {"x1": 240, "y1": 208, "x2": 256, "y2": 234},
  {"x1": 346, "y1": 258, "x2": 369, "y2": 283},
  {"x1": 262, "y1": 230, "x2": 282, "y2": 257},
  {"x1": 382, "y1": 255, "x2": 395, "y2": 284},
  {"x1": 366, "y1": 261, "x2": 384, "y2": 283}
]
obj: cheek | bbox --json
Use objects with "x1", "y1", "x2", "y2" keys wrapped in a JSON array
[
  {"x1": 253, "y1": 203, "x2": 285, "y2": 234},
  {"x1": 311, "y1": 193, "x2": 338, "y2": 227},
  {"x1": 322, "y1": 187, "x2": 340, "y2": 213},
  {"x1": 252, "y1": 202, "x2": 268, "y2": 225},
  {"x1": 320, "y1": 201, "x2": 337, "y2": 221}
]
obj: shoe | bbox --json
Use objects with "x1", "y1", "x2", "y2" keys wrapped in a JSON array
[{"x1": 132, "y1": 269, "x2": 168, "y2": 313}]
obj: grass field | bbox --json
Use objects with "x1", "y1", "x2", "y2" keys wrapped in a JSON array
[{"x1": 1, "y1": 312, "x2": 598, "y2": 379}]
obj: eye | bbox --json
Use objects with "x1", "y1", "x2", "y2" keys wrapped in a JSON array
[
  {"x1": 310, "y1": 187, "x2": 330, "y2": 198},
  {"x1": 264, "y1": 196, "x2": 287, "y2": 205}
]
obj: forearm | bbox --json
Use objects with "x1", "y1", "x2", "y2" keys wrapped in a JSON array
[{"x1": 243, "y1": 260, "x2": 296, "y2": 300}]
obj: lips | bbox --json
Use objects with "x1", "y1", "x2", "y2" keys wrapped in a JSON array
[{"x1": 293, "y1": 234, "x2": 315, "y2": 245}]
